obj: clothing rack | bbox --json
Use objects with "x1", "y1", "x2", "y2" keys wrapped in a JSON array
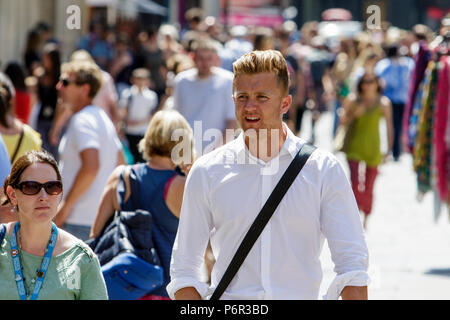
[{"x1": 404, "y1": 38, "x2": 450, "y2": 221}]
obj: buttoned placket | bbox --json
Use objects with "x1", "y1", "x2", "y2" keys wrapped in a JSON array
[
  {"x1": 260, "y1": 164, "x2": 272, "y2": 299},
  {"x1": 241, "y1": 131, "x2": 294, "y2": 300},
  {"x1": 259, "y1": 154, "x2": 284, "y2": 300}
]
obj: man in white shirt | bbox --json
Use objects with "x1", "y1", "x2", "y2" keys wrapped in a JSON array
[
  {"x1": 172, "y1": 38, "x2": 237, "y2": 157},
  {"x1": 48, "y1": 50, "x2": 121, "y2": 149},
  {"x1": 168, "y1": 50, "x2": 369, "y2": 300},
  {"x1": 54, "y1": 60, "x2": 125, "y2": 240},
  {"x1": 119, "y1": 68, "x2": 158, "y2": 163}
]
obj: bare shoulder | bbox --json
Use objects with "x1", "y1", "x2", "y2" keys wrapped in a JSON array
[
  {"x1": 345, "y1": 92, "x2": 357, "y2": 103},
  {"x1": 342, "y1": 93, "x2": 357, "y2": 109},
  {"x1": 165, "y1": 175, "x2": 186, "y2": 201},
  {"x1": 380, "y1": 96, "x2": 392, "y2": 108},
  {"x1": 165, "y1": 175, "x2": 187, "y2": 219},
  {"x1": 169, "y1": 175, "x2": 186, "y2": 193},
  {"x1": 109, "y1": 164, "x2": 127, "y2": 182}
]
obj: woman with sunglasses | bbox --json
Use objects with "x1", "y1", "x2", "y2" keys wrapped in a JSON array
[
  {"x1": 338, "y1": 73, "x2": 394, "y2": 229},
  {"x1": 0, "y1": 150, "x2": 108, "y2": 300}
]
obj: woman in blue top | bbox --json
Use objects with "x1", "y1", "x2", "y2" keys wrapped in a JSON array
[{"x1": 90, "y1": 110, "x2": 195, "y2": 299}]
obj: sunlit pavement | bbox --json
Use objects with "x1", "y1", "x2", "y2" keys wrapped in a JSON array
[{"x1": 298, "y1": 110, "x2": 450, "y2": 300}]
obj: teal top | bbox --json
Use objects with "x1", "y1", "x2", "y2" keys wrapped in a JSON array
[{"x1": 0, "y1": 232, "x2": 108, "y2": 300}]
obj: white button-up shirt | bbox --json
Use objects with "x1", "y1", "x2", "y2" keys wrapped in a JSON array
[{"x1": 167, "y1": 125, "x2": 369, "y2": 300}]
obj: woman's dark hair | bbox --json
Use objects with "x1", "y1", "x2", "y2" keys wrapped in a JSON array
[
  {"x1": 0, "y1": 72, "x2": 14, "y2": 127},
  {"x1": 357, "y1": 73, "x2": 383, "y2": 95},
  {"x1": 25, "y1": 30, "x2": 41, "y2": 54},
  {"x1": 2, "y1": 150, "x2": 62, "y2": 206},
  {"x1": 4, "y1": 62, "x2": 27, "y2": 91},
  {"x1": 42, "y1": 43, "x2": 61, "y2": 84}
]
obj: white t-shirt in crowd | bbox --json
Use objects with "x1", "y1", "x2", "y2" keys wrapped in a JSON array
[
  {"x1": 93, "y1": 70, "x2": 119, "y2": 120},
  {"x1": 119, "y1": 85, "x2": 158, "y2": 136},
  {"x1": 173, "y1": 67, "x2": 235, "y2": 156},
  {"x1": 58, "y1": 105, "x2": 122, "y2": 227}
]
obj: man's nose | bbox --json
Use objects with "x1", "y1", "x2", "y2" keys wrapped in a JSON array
[{"x1": 244, "y1": 98, "x2": 258, "y2": 110}]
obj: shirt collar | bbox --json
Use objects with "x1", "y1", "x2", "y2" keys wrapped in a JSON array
[{"x1": 281, "y1": 122, "x2": 304, "y2": 159}]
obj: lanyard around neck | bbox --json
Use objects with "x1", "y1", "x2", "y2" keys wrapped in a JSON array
[{"x1": 10, "y1": 222, "x2": 58, "y2": 300}]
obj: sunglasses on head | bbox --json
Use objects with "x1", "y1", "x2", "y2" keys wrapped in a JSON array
[{"x1": 14, "y1": 181, "x2": 63, "y2": 196}]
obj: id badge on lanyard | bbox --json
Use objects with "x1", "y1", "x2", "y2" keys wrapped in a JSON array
[{"x1": 10, "y1": 222, "x2": 58, "y2": 300}]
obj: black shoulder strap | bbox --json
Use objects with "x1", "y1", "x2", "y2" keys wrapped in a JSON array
[
  {"x1": 10, "y1": 128, "x2": 24, "y2": 163},
  {"x1": 210, "y1": 142, "x2": 317, "y2": 300},
  {"x1": 116, "y1": 164, "x2": 141, "y2": 212}
]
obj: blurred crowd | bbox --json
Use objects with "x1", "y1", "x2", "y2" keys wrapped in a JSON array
[
  {"x1": 0, "y1": 8, "x2": 449, "y2": 220},
  {"x1": 2, "y1": 9, "x2": 449, "y2": 159}
]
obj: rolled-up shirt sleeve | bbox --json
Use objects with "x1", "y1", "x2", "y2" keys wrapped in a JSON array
[
  {"x1": 167, "y1": 161, "x2": 213, "y2": 299},
  {"x1": 319, "y1": 155, "x2": 370, "y2": 300}
]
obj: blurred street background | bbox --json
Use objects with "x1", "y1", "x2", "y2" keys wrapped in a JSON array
[{"x1": 310, "y1": 111, "x2": 450, "y2": 299}]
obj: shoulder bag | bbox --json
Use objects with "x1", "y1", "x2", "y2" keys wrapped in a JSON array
[
  {"x1": 210, "y1": 142, "x2": 317, "y2": 300},
  {"x1": 85, "y1": 166, "x2": 164, "y2": 300},
  {"x1": 10, "y1": 128, "x2": 24, "y2": 163}
]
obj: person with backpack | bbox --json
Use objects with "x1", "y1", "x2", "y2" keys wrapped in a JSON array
[{"x1": 89, "y1": 110, "x2": 195, "y2": 299}]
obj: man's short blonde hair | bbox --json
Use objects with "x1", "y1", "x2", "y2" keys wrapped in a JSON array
[
  {"x1": 138, "y1": 110, "x2": 195, "y2": 164},
  {"x1": 232, "y1": 50, "x2": 290, "y2": 96},
  {"x1": 61, "y1": 60, "x2": 103, "y2": 98}
]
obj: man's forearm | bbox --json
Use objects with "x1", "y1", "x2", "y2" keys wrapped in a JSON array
[
  {"x1": 56, "y1": 166, "x2": 99, "y2": 227},
  {"x1": 341, "y1": 286, "x2": 368, "y2": 300},
  {"x1": 65, "y1": 166, "x2": 98, "y2": 207},
  {"x1": 54, "y1": 165, "x2": 98, "y2": 226}
]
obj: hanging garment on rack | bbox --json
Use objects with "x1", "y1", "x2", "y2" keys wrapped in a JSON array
[
  {"x1": 446, "y1": 61, "x2": 450, "y2": 204},
  {"x1": 433, "y1": 56, "x2": 449, "y2": 202},
  {"x1": 403, "y1": 41, "x2": 431, "y2": 153},
  {"x1": 407, "y1": 74, "x2": 426, "y2": 152},
  {"x1": 413, "y1": 60, "x2": 438, "y2": 195}
]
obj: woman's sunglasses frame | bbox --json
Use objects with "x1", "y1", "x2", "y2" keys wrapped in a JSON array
[{"x1": 14, "y1": 181, "x2": 63, "y2": 196}]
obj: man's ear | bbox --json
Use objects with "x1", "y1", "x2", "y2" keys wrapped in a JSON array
[
  {"x1": 281, "y1": 95, "x2": 292, "y2": 115},
  {"x1": 82, "y1": 83, "x2": 92, "y2": 99}
]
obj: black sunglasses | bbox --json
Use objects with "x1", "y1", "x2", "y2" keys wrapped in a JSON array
[
  {"x1": 14, "y1": 181, "x2": 63, "y2": 196},
  {"x1": 60, "y1": 78, "x2": 82, "y2": 87}
]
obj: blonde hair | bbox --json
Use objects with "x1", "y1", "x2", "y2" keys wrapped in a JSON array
[
  {"x1": 70, "y1": 49, "x2": 95, "y2": 63},
  {"x1": 61, "y1": 60, "x2": 103, "y2": 98},
  {"x1": 232, "y1": 50, "x2": 290, "y2": 96},
  {"x1": 138, "y1": 110, "x2": 195, "y2": 164}
]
